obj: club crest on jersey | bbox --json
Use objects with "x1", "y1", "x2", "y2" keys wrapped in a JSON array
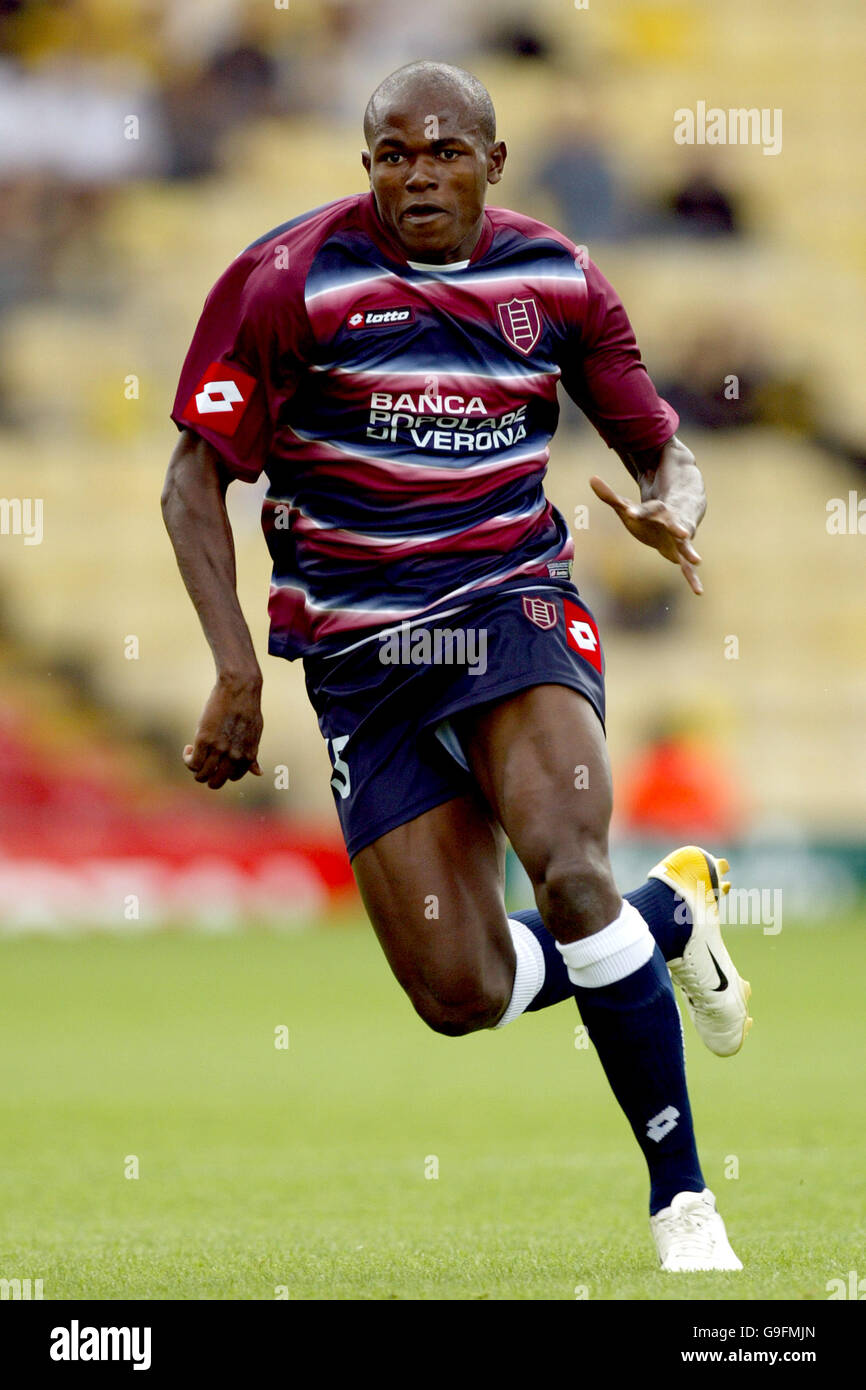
[
  {"x1": 347, "y1": 306, "x2": 415, "y2": 330},
  {"x1": 497, "y1": 297, "x2": 542, "y2": 355},
  {"x1": 521, "y1": 596, "x2": 558, "y2": 630},
  {"x1": 181, "y1": 361, "x2": 256, "y2": 438}
]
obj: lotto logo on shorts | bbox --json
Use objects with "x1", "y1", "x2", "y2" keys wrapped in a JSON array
[
  {"x1": 563, "y1": 599, "x2": 603, "y2": 673},
  {"x1": 521, "y1": 596, "x2": 558, "y2": 630},
  {"x1": 181, "y1": 361, "x2": 256, "y2": 437},
  {"x1": 346, "y1": 306, "x2": 415, "y2": 330}
]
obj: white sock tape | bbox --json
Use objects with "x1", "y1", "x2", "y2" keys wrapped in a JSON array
[
  {"x1": 556, "y1": 900, "x2": 654, "y2": 989},
  {"x1": 494, "y1": 918, "x2": 546, "y2": 1028}
]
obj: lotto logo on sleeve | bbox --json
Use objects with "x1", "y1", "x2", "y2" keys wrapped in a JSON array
[
  {"x1": 181, "y1": 361, "x2": 257, "y2": 437},
  {"x1": 563, "y1": 599, "x2": 603, "y2": 673}
]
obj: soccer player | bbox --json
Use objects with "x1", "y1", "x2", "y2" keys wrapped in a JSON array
[{"x1": 162, "y1": 61, "x2": 753, "y2": 1273}]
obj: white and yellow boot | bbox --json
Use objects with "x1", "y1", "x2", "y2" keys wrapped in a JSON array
[{"x1": 649, "y1": 846, "x2": 753, "y2": 1058}]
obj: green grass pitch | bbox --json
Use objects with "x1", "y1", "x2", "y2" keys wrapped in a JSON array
[{"x1": 1, "y1": 914, "x2": 864, "y2": 1300}]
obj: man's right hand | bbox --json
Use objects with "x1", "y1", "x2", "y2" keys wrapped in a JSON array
[
  {"x1": 183, "y1": 675, "x2": 264, "y2": 789},
  {"x1": 162, "y1": 430, "x2": 266, "y2": 790}
]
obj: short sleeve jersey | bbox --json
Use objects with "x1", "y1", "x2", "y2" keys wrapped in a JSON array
[{"x1": 172, "y1": 192, "x2": 678, "y2": 660}]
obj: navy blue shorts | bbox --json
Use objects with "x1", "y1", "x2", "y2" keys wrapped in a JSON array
[{"x1": 302, "y1": 584, "x2": 606, "y2": 859}]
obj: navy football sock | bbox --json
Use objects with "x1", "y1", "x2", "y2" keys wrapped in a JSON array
[
  {"x1": 509, "y1": 908, "x2": 575, "y2": 1012},
  {"x1": 572, "y1": 946, "x2": 704, "y2": 1214},
  {"x1": 510, "y1": 879, "x2": 691, "y2": 1012},
  {"x1": 625, "y1": 879, "x2": 692, "y2": 961}
]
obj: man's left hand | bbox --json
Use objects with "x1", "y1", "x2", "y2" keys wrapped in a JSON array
[
  {"x1": 589, "y1": 475, "x2": 703, "y2": 594},
  {"x1": 589, "y1": 436, "x2": 706, "y2": 595}
]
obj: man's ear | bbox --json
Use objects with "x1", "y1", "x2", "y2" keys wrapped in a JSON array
[
  {"x1": 487, "y1": 140, "x2": 507, "y2": 186},
  {"x1": 361, "y1": 150, "x2": 372, "y2": 180}
]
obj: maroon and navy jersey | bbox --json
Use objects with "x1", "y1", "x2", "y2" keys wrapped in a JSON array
[{"x1": 171, "y1": 192, "x2": 677, "y2": 660}]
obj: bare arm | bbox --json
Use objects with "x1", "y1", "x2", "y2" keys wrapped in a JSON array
[
  {"x1": 161, "y1": 428, "x2": 264, "y2": 787},
  {"x1": 589, "y1": 435, "x2": 706, "y2": 595}
]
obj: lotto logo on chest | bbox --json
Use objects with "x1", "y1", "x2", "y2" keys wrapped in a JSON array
[{"x1": 346, "y1": 306, "x2": 415, "y2": 330}]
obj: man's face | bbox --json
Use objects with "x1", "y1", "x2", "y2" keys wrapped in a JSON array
[{"x1": 361, "y1": 87, "x2": 506, "y2": 264}]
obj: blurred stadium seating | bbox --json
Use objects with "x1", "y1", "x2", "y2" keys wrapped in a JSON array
[{"x1": 0, "y1": 0, "x2": 864, "y2": 926}]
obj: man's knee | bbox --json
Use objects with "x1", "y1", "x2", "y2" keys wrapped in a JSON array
[
  {"x1": 524, "y1": 834, "x2": 619, "y2": 938},
  {"x1": 410, "y1": 970, "x2": 511, "y2": 1037},
  {"x1": 544, "y1": 847, "x2": 615, "y2": 915}
]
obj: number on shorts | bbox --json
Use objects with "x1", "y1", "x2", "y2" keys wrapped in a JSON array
[{"x1": 328, "y1": 734, "x2": 351, "y2": 799}]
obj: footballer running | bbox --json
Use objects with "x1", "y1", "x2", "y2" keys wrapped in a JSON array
[{"x1": 162, "y1": 61, "x2": 753, "y2": 1273}]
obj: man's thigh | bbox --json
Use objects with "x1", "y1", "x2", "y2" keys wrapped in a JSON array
[
  {"x1": 352, "y1": 791, "x2": 514, "y2": 1033},
  {"x1": 455, "y1": 684, "x2": 621, "y2": 938}
]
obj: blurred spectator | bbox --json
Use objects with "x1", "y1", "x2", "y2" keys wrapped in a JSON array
[
  {"x1": 530, "y1": 83, "x2": 627, "y2": 242},
  {"x1": 619, "y1": 723, "x2": 746, "y2": 841},
  {"x1": 0, "y1": 175, "x2": 46, "y2": 313},
  {"x1": 0, "y1": 55, "x2": 170, "y2": 182},
  {"x1": 657, "y1": 319, "x2": 817, "y2": 433},
  {"x1": 0, "y1": 171, "x2": 118, "y2": 330},
  {"x1": 536, "y1": 128, "x2": 623, "y2": 241},
  {"x1": 658, "y1": 324, "x2": 763, "y2": 430},
  {"x1": 485, "y1": 17, "x2": 551, "y2": 61},
  {"x1": 660, "y1": 159, "x2": 741, "y2": 238},
  {"x1": 161, "y1": 14, "x2": 284, "y2": 180},
  {"x1": 601, "y1": 567, "x2": 681, "y2": 633},
  {"x1": 319, "y1": 0, "x2": 489, "y2": 124}
]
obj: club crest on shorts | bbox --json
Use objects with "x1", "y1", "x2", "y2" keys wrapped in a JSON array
[
  {"x1": 521, "y1": 596, "x2": 558, "y2": 630},
  {"x1": 496, "y1": 297, "x2": 542, "y2": 355}
]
